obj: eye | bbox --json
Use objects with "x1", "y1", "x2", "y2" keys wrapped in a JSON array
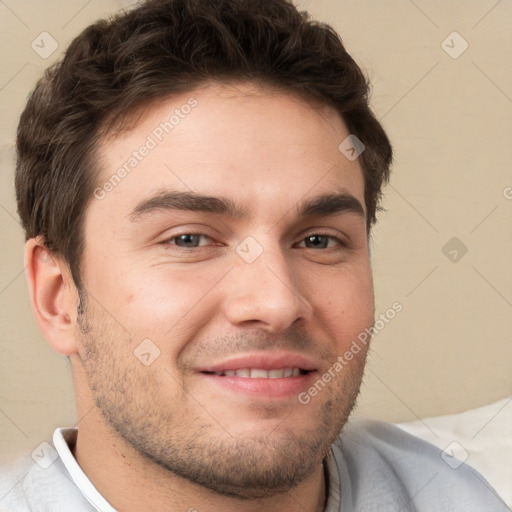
[
  {"x1": 167, "y1": 233, "x2": 212, "y2": 248},
  {"x1": 297, "y1": 234, "x2": 344, "y2": 249}
]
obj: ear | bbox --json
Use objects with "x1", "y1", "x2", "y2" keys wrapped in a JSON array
[{"x1": 24, "y1": 237, "x2": 80, "y2": 355}]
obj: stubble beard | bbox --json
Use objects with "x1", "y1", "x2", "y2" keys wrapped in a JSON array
[{"x1": 76, "y1": 296, "x2": 367, "y2": 499}]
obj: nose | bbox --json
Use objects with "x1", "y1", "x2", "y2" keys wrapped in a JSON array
[{"x1": 221, "y1": 243, "x2": 313, "y2": 333}]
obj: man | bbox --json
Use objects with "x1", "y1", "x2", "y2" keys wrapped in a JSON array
[{"x1": 1, "y1": 0, "x2": 508, "y2": 510}]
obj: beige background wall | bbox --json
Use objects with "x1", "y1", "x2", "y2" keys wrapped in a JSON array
[{"x1": 1, "y1": 0, "x2": 511, "y2": 465}]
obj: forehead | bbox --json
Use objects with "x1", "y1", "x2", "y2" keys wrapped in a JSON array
[{"x1": 91, "y1": 81, "x2": 365, "y2": 226}]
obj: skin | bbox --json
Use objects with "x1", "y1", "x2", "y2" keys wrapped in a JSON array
[{"x1": 26, "y1": 81, "x2": 374, "y2": 512}]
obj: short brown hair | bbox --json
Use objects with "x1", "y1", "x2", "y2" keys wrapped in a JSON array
[{"x1": 15, "y1": 0, "x2": 392, "y2": 291}]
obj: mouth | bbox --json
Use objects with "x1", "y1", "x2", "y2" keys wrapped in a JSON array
[
  {"x1": 197, "y1": 352, "x2": 318, "y2": 400},
  {"x1": 202, "y1": 367, "x2": 310, "y2": 378}
]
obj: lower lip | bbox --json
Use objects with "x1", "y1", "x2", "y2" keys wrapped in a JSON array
[{"x1": 199, "y1": 372, "x2": 316, "y2": 400}]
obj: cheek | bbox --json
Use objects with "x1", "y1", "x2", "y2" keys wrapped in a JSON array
[
  {"x1": 308, "y1": 263, "x2": 374, "y2": 344},
  {"x1": 93, "y1": 262, "x2": 226, "y2": 343}
]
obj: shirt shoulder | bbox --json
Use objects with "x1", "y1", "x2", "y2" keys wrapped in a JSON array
[
  {"x1": 0, "y1": 457, "x2": 96, "y2": 512},
  {"x1": 332, "y1": 419, "x2": 509, "y2": 512}
]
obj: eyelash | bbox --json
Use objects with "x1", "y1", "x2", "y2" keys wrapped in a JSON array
[
  {"x1": 163, "y1": 231, "x2": 347, "y2": 250},
  {"x1": 297, "y1": 232, "x2": 347, "y2": 249},
  {"x1": 165, "y1": 232, "x2": 217, "y2": 248}
]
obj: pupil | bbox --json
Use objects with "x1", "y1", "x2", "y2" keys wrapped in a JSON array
[
  {"x1": 179, "y1": 234, "x2": 197, "y2": 246},
  {"x1": 307, "y1": 235, "x2": 327, "y2": 248}
]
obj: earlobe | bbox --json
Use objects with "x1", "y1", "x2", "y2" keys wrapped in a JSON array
[{"x1": 24, "y1": 237, "x2": 79, "y2": 356}]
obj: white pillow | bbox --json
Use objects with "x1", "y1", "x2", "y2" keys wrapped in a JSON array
[{"x1": 396, "y1": 396, "x2": 512, "y2": 508}]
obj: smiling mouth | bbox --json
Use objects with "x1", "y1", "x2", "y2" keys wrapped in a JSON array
[{"x1": 202, "y1": 368, "x2": 310, "y2": 378}]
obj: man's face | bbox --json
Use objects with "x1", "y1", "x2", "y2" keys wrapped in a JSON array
[{"x1": 75, "y1": 81, "x2": 374, "y2": 498}]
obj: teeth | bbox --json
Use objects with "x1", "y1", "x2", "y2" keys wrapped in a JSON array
[
  {"x1": 250, "y1": 368, "x2": 268, "y2": 378},
  {"x1": 212, "y1": 368, "x2": 304, "y2": 378}
]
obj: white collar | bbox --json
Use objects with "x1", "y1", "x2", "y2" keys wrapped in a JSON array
[{"x1": 53, "y1": 428, "x2": 117, "y2": 512}]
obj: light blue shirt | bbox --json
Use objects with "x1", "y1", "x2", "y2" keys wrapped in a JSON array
[{"x1": 1, "y1": 420, "x2": 508, "y2": 511}]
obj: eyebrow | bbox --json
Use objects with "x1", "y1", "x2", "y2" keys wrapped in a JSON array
[
  {"x1": 129, "y1": 190, "x2": 365, "y2": 222},
  {"x1": 129, "y1": 191, "x2": 249, "y2": 221},
  {"x1": 298, "y1": 192, "x2": 365, "y2": 219}
]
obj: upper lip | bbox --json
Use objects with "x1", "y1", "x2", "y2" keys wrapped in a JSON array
[{"x1": 197, "y1": 351, "x2": 318, "y2": 373}]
